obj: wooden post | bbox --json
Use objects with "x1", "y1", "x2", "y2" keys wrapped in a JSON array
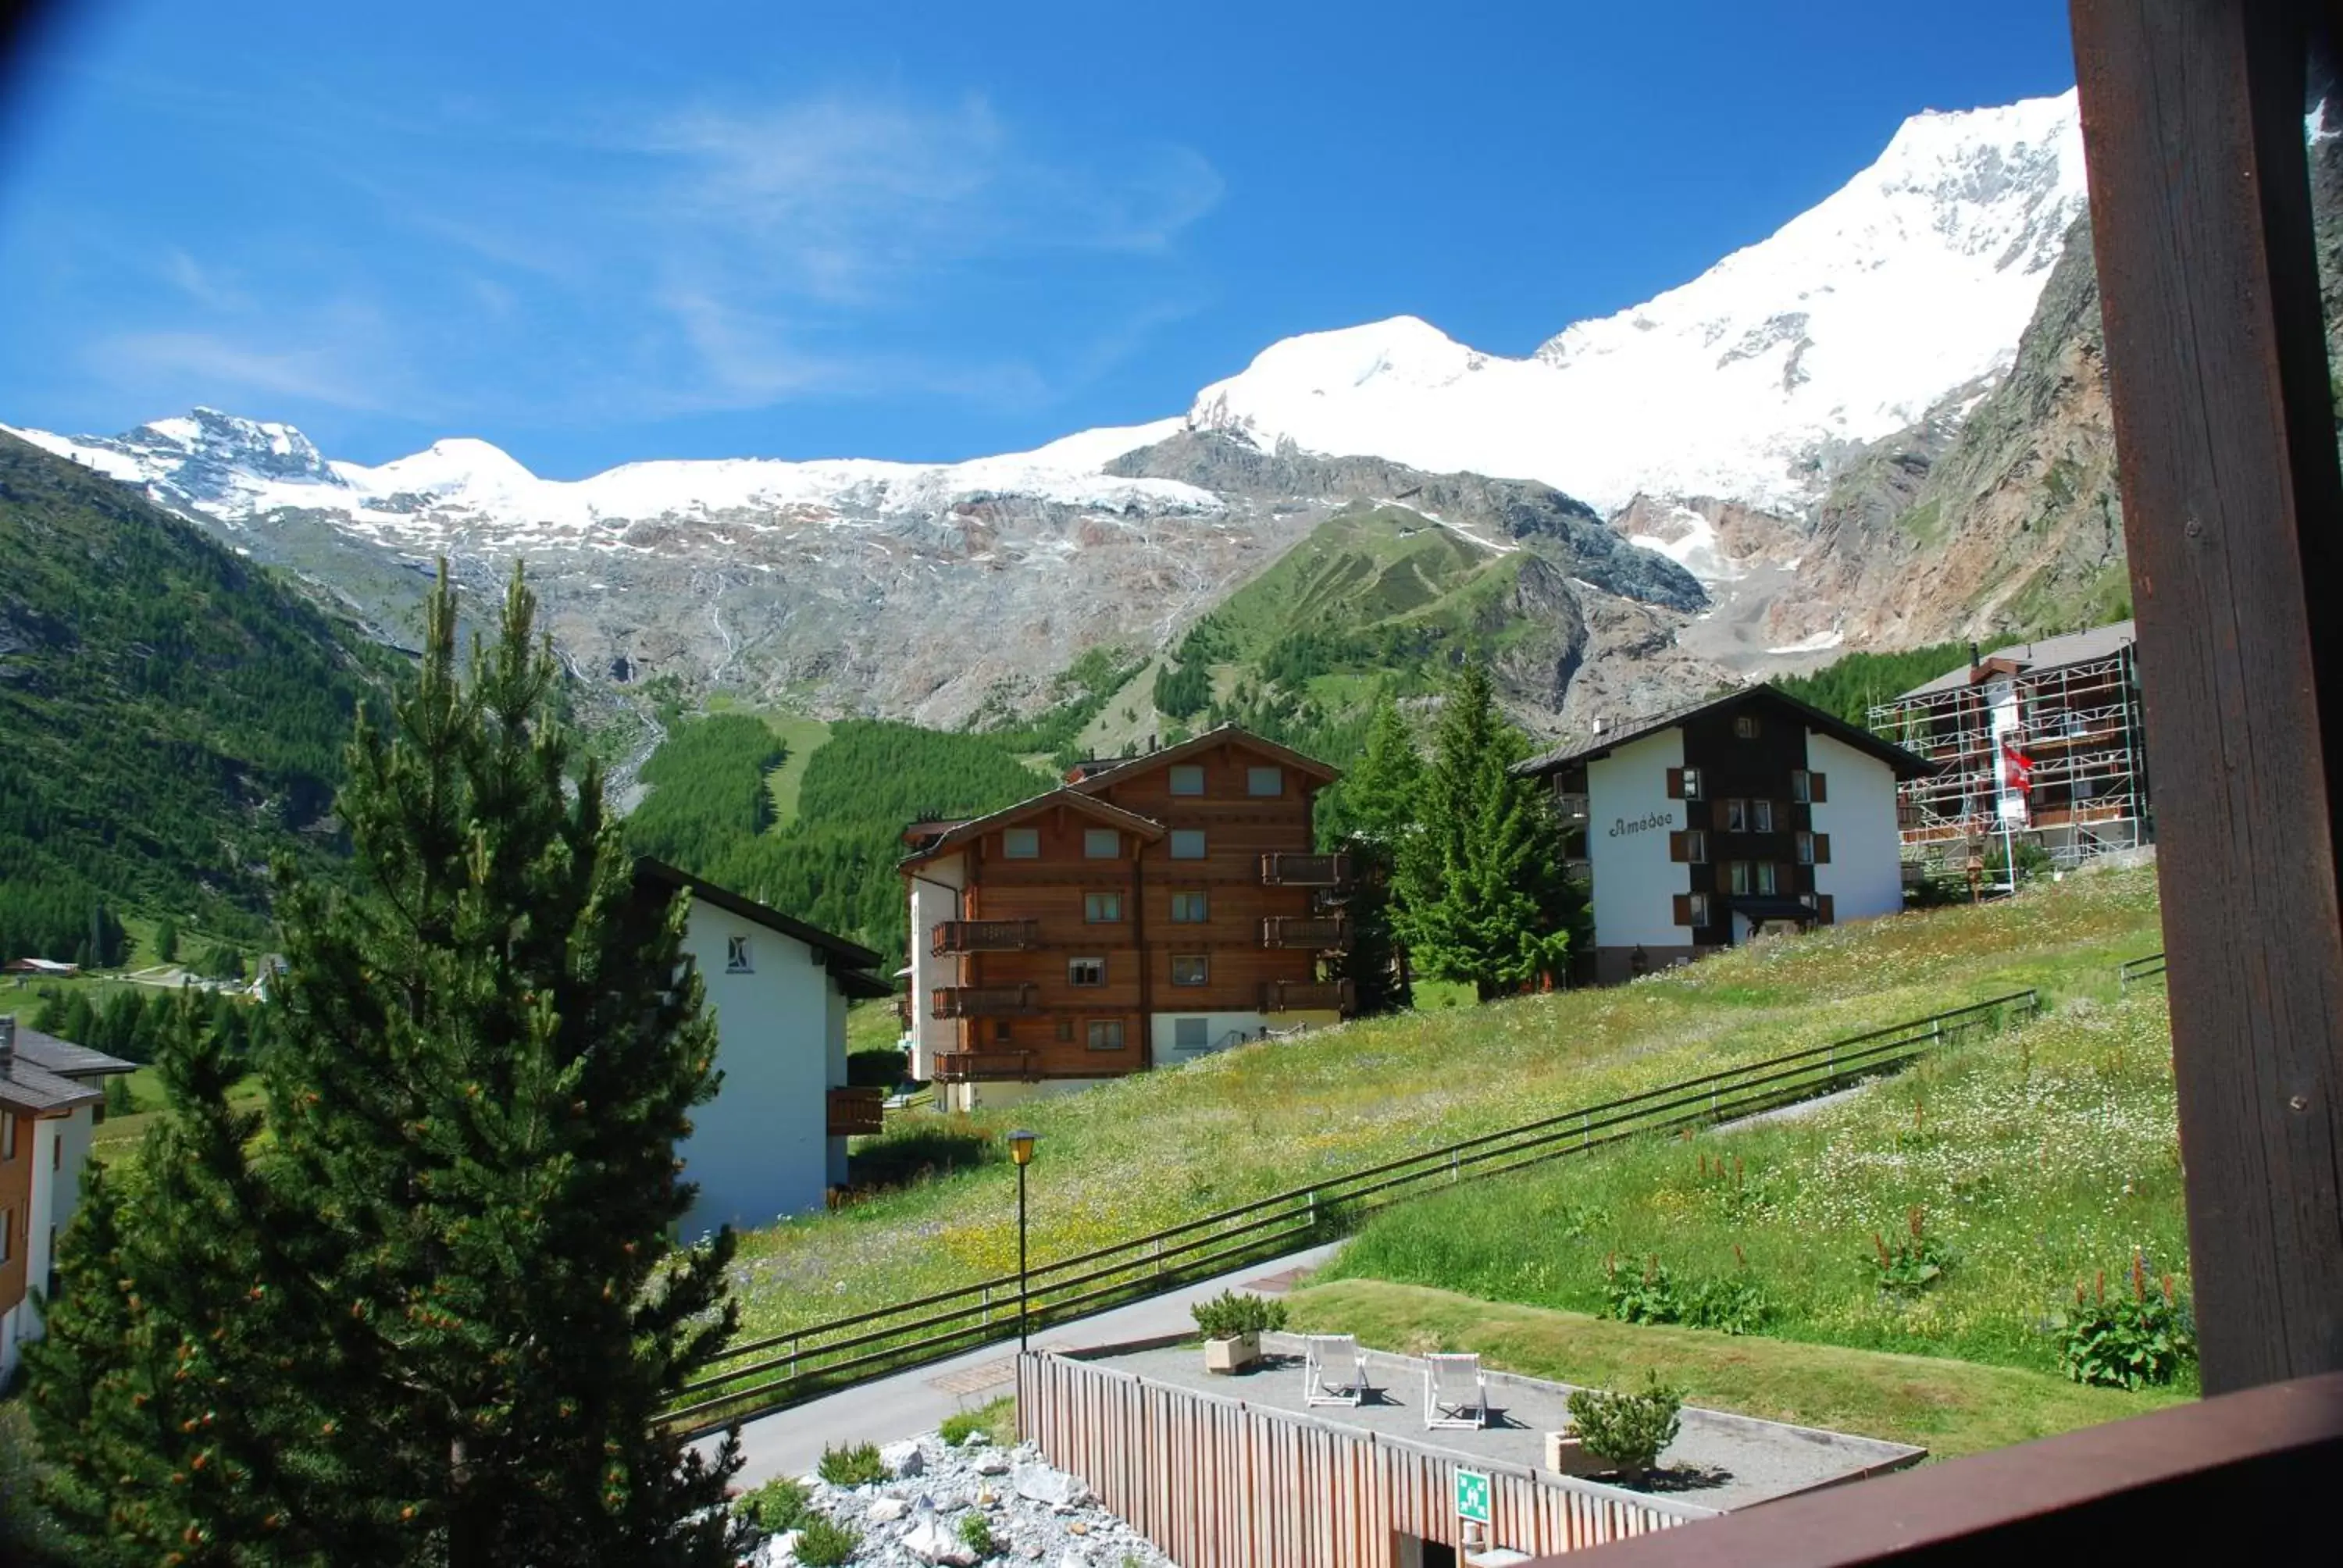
[{"x1": 2073, "y1": 0, "x2": 2343, "y2": 1391}]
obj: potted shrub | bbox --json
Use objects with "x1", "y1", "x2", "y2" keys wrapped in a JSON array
[
  {"x1": 1563, "y1": 1372, "x2": 1684, "y2": 1487},
  {"x1": 1191, "y1": 1290, "x2": 1287, "y2": 1374}
]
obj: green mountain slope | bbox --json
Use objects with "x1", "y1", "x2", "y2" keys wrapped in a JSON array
[{"x1": 0, "y1": 431, "x2": 395, "y2": 958}]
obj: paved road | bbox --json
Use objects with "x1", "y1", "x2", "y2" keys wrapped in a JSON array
[{"x1": 716, "y1": 1239, "x2": 1347, "y2": 1487}]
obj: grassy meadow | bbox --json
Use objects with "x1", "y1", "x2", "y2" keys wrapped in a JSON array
[
  {"x1": 1317, "y1": 987, "x2": 2187, "y2": 1383},
  {"x1": 728, "y1": 866, "x2": 2164, "y2": 1342}
]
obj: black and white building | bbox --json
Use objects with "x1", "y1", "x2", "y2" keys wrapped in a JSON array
[{"x1": 1518, "y1": 686, "x2": 1928, "y2": 986}]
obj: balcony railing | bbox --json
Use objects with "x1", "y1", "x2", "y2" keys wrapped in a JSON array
[
  {"x1": 1259, "y1": 852, "x2": 1351, "y2": 887},
  {"x1": 930, "y1": 984, "x2": 1038, "y2": 1019},
  {"x1": 1261, "y1": 916, "x2": 1351, "y2": 950},
  {"x1": 931, "y1": 918, "x2": 1040, "y2": 956},
  {"x1": 930, "y1": 1050, "x2": 1040, "y2": 1083},
  {"x1": 1554, "y1": 791, "x2": 1590, "y2": 821},
  {"x1": 1260, "y1": 978, "x2": 1354, "y2": 1014},
  {"x1": 826, "y1": 1085, "x2": 886, "y2": 1137}
]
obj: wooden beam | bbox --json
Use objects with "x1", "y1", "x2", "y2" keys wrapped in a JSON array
[{"x1": 2072, "y1": 0, "x2": 2343, "y2": 1390}]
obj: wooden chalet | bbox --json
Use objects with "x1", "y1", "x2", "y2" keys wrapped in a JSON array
[{"x1": 901, "y1": 726, "x2": 1348, "y2": 1109}]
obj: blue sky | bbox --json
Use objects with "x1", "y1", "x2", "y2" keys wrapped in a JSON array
[{"x1": 0, "y1": 1, "x2": 2078, "y2": 475}]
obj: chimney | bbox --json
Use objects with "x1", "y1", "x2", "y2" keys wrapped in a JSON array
[
  {"x1": 0, "y1": 1014, "x2": 13, "y2": 1074},
  {"x1": 1968, "y1": 641, "x2": 1981, "y2": 668},
  {"x1": 1591, "y1": 716, "x2": 1606, "y2": 737},
  {"x1": 1147, "y1": 732, "x2": 1158, "y2": 753}
]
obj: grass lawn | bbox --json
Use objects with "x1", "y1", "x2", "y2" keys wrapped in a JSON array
[
  {"x1": 1280, "y1": 1278, "x2": 2183, "y2": 1459},
  {"x1": 1318, "y1": 989, "x2": 2188, "y2": 1384},
  {"x1": 724, "y1": 867, "x2": 2164, "y2": 1342},
  {"x1": 759, "y1": 712, "x2": 833, "y2": 828},
  {"x1": 91, "y1": 1064, "x2": 264, "y2": 1158}
]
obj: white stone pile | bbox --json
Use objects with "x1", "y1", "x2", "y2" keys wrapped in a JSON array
[{"x1": 747, "y1": 1431, "x2": 1172, "y2": 1568}]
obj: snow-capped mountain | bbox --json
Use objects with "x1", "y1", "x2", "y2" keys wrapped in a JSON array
[
  {"x1": 1185, "y1": 91, "x2": 2085, "y2": 515},
  {"x1": 3, "y1": 90, "x2": 2101, "y2": 727}
]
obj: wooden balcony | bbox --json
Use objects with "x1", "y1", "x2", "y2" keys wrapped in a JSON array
[
  {"x1": 1261, "y1": 916, "x2": 1350, "y2": 950},
  {"x1": 930, "y1": 918, "x2": 1040, "y2": 956},
  {"x1": 1260, "y1": 978, "x2": 1353, "y2": 1014},
  {"x1": 1258, "y1": 852, "x2": 1351, "y2": 888},
  {"x1": 930, "y1": 1049, "x2": 1040, "y2": 1083},
  {"x1": 930, "y1": 984, "x2": 1038, "y2": 1019},
  {"x1": 1554, "y1": 791, "x2": 1590, "y2": 822},
  {"x1": 826, "y1": 1085, "x2": 885, "y2": 1137}
]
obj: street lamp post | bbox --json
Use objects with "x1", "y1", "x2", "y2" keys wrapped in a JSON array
[{"x1": 1007, "y1": 1129, "x2": 1037, "y2": 1352}]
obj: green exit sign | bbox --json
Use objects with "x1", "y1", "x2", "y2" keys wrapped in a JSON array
[{"x1": 1455, "y1": 1467, "x2": 1492, "y2": 1525}]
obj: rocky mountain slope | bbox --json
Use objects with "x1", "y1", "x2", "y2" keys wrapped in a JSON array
[{"x1": 3, "y1": 90, "x2": 2124, "y2": 736}]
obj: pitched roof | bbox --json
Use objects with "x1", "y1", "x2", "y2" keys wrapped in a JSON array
[
  {"x1": 898, "y1": 788, "x2": 1168, "y2": 864},
  {"x1": 1516, "y1": 684, "x2": 1930, "y2": 780},
  {"x1": 1065, "y1": 724, "x2": 1341, "y2": 793},
  {"x1": 634, "y1": 859, "x2": 886, "y2": 979},
  {"x1": 1899, "y1": 620, "x2": 2138, "y2": 698},
  {"x1": 10, "y1": 1024, "x2": 137, "y2": 1079},
  {"x1": 0, "y1": 1054, "x2": 102, "y2": 1114}
]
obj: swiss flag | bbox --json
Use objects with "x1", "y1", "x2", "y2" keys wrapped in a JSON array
[{"x1": 2002, "y1": 738, "x2": 2034, "y2": 795}]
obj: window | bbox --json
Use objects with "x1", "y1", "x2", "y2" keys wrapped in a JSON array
[
  {"x1": 1684, "y1": 893, "x2": 1713, "y2": 928},
  {"x1": 1724, "y1": 799, "x2": 1748, "y2": 832},
  {"x1": 1084, "y1": 828, "x2": 1120, "y2": 860},
  {"x1": 1068, "y1": 957, "x2": 1105, "y2": 987},
  {"x1": 1174, "y1": 1017, "x2": 1208, "y2": 1052},
  {"x1": 1086, "y1": 1020, "x2": 1125, "y2": 1051},
  {"x1": 1168, "y1": 764, "x2": 1206, "y2": 796},
  {"x1": 1753, "y1": 799, "x2": 1774, "y2": 833},
  {"x1": 1796, "y1": 831, "x2": 1815, "y2": 864},
  {"x1": 993, "y1": 1020, "x2": 1013, "y2": 1043},
  {"x1": 1084, "y1": 892, "x2": 1123, "y2": 923},
  {"x1": 1170, "y1": 829, "x2": 1207, "y2": 860},
  {"x1": 1002, "y1": 826, "x2": 1040, "y2": 859},
  {"x1": 1729, "y1": 861, "x2": 1752, "y2": 895},
  {"x1": 1681, "y1": 767, "x2": 1703, "y2": 799},
  {"x1": 1247, "y1": 765, "x2": 1283, "y2": 797},
  {"x1": 1791, "y1": 769, "x2": 1810, "y2": 804},
  {"x1": 725, "y1": 935, "x2": 752, "y2": 974},
  {"x1": 1171, "y1": 954, "x2": 1209, "y2": 987},
  {"x1": 1735, "y1": 714, "x2": 1761, "y2": 739},
  {"x1": 1685, "y1": 829, "x2": 1708, "y2": 864},
  {"x1": 1170, "y1": 890, "x2": 1209, "y2": 923},
  {"x1": 1756, "y1": 862, "x2": 1778, "y2": 896}
]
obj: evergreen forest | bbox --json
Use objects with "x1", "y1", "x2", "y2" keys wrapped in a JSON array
[{"x1": 0, "y1": 433, "x2": 398, "y2": 960}]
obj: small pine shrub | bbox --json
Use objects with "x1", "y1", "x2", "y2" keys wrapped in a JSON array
[
  {"x1": 793, "y1": 1513, "x2": 861, "y2": 1566},
  {"x1": 1190, "y1": 1290, "x2": 1287, "y2": 1339},
  {"x1": 2059, "y1": 1258, "x2": 2195, "y2": 1389},
  {"x1": 816, "y1": 1440, "x2": 887, "y2": 1488},
  {"x1": 958, "y1": 1511, "x2": 998, "y2": 1558},
  {"x1": 1566, "y1": 1371, "x2": 1684, "y2": 1481},
  {"x1": 1868, "y1": 1207, "x2": 1956, "y2": 1295},
  {"x1": 735, "y1": 1476, "x2": 811, "y2": 1533}
]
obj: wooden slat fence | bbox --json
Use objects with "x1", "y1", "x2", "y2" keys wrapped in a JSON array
[
  {"x1": 2118, "y1": 951, "x2": 2167, "y2": 992},
  {"x1": 1018, "y1": 1352, "x2": 1704, "y2": 1566},
  {"x1": 663, "y1": 989, "x2": 2041, "y2": 1434}
]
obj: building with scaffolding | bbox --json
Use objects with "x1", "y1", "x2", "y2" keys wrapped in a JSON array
[{"x1": 1867, "y1": 622, "x2": 2150, "y2": 878}]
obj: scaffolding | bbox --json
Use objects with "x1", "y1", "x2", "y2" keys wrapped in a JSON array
[{"x1": 1868, "y1": 637, "x2": 2152, "y2": 878}]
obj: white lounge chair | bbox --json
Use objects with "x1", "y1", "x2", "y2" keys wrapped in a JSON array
[
  {"x1": 1424, "y1": 1352, "x2": 1488, "y2": 1430},
  {"x1": 1303, "y1": 1334, "x2": 1368, "y2": 1406}
]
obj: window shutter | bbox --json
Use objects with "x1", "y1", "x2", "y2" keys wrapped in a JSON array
[
  {"x1": 1672, "y1": 893, "x2": 1692, "y2": 927},
  {"x1": 1816, "y1": 833, "x2": 1832, "y2": 864},
  {"x1": 1810, "y1": 772, "x2": 1828, "y2": 804},
  {"x1": 1665, "y1": 767, "x2": 1685, "y2": 800},
  {"x1": 1817, "y1": 893, "x2": 1836, "y2": 925},
  {"x1": 1668, "y1": 831, "x2": 1689, "y2": 863}
]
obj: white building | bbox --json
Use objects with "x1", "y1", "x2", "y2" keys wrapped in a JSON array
[
  {"x1": 1518, "y1": 686, "x2": 1927, "y2": 986},
  {"x1": 634, "y1": 861, "x2": 893, "y2": 1238},
  {"x1": 0, "y1": 1014, "x2": 136, "y2": 1382}
]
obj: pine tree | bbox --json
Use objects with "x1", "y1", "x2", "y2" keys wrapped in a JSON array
[
  {"x1": 1322, "y1": 695, "x2": 1424, "y2": 1014},
  {"x1": 30, "y1": 563, "x2": 748, "y2": 1566},
  {"x1": 1392, "y1": 661, "x2": 1574, "y2": 1001},
  {"x1": 154, "y1": 917, "x2": 180, "y2": 964}
]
